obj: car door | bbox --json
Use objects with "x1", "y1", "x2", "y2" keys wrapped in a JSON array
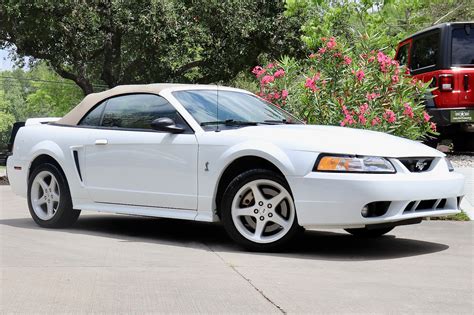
[{"x1": 80, "y1": 93, "x2": 198, "y2": 210}]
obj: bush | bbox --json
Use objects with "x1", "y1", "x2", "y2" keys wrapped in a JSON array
[{"x1": 251, "y1": 34, "x2": 437, "y2": 141}]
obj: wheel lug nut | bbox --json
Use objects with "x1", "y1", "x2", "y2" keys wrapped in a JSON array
[
  {"x1": 259, "y1": 216, "x2": 264, "y2": 221},
  {"x1": 267, "y1": 204, "x2": 272, "y2": 208},
  {"x1": 254, "y1": 209, "x2": 258, "y2": 214},
  {"x1": 258, "y1": 201, "x2": 263, "y2": 206},
  {"x1": 268, "y1": 213, "x2": 273, "y2": 217}
]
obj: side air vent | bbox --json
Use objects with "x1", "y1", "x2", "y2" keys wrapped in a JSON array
[
  {"x1": 404, "y1": 198, "x2": 448, "y2": 213},
  {"x1": 73, "y1": 150, "x2": 83, "y2": 181}
]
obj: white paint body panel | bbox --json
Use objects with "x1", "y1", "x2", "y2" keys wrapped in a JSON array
[{"x1": 7, "y1": 86, "x2": 465, "y2": 228}]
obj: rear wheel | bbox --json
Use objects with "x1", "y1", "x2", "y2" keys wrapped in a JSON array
[
  {"x1": 28, "y1": 163, "x2": 80, "y2": 228},
  {"x1": 220, "y1": 169, "x2": 300, "y2": 251},
  {"x1": 344, "y1": 227, "x2": 394, "y2": 237}
]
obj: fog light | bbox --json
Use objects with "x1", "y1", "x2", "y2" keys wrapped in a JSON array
[
  {"x1": 361, "y1": 205, "x2": 369, "y2": 217},
  {"x1": 360, "y1": 201, "x2": 391, "y2": 218}
]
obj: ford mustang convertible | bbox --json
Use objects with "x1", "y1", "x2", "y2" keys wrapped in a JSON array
[{"x1": 7, "y1": 84, "x2": 465, "y2": 250}]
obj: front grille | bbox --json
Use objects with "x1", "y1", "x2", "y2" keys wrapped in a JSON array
[
  {"x1": 403, "y1": 198, "x2": 447, "y2": 213},
  {"x1": 398, "y1": 158, "x2": 434, "y2": 172}
]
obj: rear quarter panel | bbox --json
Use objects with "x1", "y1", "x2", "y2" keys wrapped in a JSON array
[{"x1": 7, "y1": 124, "x2": 94, "y2": 206}]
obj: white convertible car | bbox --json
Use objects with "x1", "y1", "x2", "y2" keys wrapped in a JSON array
[{"x1": 7, "y1": 84, "x2": 465, "y2": 250}]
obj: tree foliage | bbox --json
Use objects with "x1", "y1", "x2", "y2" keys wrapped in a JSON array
[
  {"x1": 286, "y1": 0, "x2": 474, "y2": 53},
  {"x1": 0, "y1": 0, "x2": 304, "y2": 95},
  {"x1": 0, "y1": 63, "x2": 82, "y2": 146}
]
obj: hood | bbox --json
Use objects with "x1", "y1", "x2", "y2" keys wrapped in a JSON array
[{"x1": 219, "y1": 125, "x2": 444, "y2": 158}]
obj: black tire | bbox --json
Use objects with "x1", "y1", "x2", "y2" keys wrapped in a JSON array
[
  {"x1": 27, "y1": 163, "x2": 80, "y2": 228},
  {"x1": 220, "y1": 169, "x2": 301, "y2": 251},
  {"x1": 344, "y1": 227, "x2": 394, "y2": 238}
]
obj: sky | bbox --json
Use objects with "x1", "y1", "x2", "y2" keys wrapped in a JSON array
[{"x1": 0, "y1": 49, "x2": 15, "y2": 71}]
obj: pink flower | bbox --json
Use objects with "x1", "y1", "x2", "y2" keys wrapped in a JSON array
[
  {"x1": 326, "y1": 37, "x2": 337, "y2": 49},
  {"x1": 274, "y1": 92, "x2": 281, "y2": 100},
  {"x1": 391, "y1": 75, "x2": 399, "y2": 84},
  {"x1": 318, "y1": 47, "x2": 326, "y2": 54},
  {"x1": 371, "y1": 117, "x2": 381, "y2": 126},
  {"x1": 333, "y1": 52, "x2": 342, "y2": 58},
  {"x1": 403, "y1": 103, "x2": 414, "y2": 118},
  {"x1": 394, "y1": 66, "x2": 400, "y2": 76},
  {"x1": 341, "y1": 113, "x2": 356, "y2": 126},
  {"x1": 261, "y1": 75, "x2": 275, "y2": 85},
  {"x1": 377, "y1": 51, "x2": 389, "y2": 64},
  {"x1": 430, "y1": 122, "x2": 437, "y2": 131},
  {"x1": 281, "y1": 89, "x2": 288, "y2": 99},
  {"x1": 309, "y1": 53, "x2": 317, "y2": 58},
  {"x1": 359, "y1": 103, "x2": 369, "y2": 114},
  {"x1": 274, "y1": 69, "x2": 285, "y2": 78},
  {"x1": 304, "y1": 78, "x2": 318, "y2": 92},
  {"x1": 423, "y1": 111, "x2": 430, "y2": 122},
  {"x1": 343, "y1": 56, "x2": 352, "y2": 65},
  {"x1": 341, "y1": 105, "x2": 349, "y2": 116},
  {"x1": 377, "y1": 51, "x2": 393, "y2": 73},
  {"x1": 383, "y1": 109, "x2": 396, "y2": 123},
  {"x1": 366, "y1": 92, "x2": 380, "y2": 101},
  {"x1": 267, "y1": 63, "x2": 274, "y2": 69},
  {"x1": 355, "y1": 69, "x2": 365, "y2": 82},
  {"x1": 252, "y1": 66, "x2": 265, "y2": 78},
  {"x1": 358, "y1": 113, "x2": 367, "y2": 125},
  {"x1": 321, "y1": 37, "x2": 327, "y2": 42}
]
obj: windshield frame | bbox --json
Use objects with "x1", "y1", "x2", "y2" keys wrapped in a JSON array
[{"x1": 170, "y1": 88, "x2": 303, "y2": 131}]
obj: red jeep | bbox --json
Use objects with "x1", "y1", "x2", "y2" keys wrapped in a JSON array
[{"x1": 395, "y1": 22, "x2": 474, "y2": 150}]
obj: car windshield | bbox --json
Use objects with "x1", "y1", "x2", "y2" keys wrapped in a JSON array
[
  {"x1": 173, "y1": 90, "x2": 302, "y2": 130},
  {"x1": 452, "y1": 27, "x2": 474, "y2": 66}
]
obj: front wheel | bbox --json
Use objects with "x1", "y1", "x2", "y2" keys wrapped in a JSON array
[
  {"x1": 220, "y1": 169, "x2": 300, "y2": 251},
  {"x1": 28, "y1": 163, "x2": 80, "y2": 228},
  {"x1": 344, "y1": 227, "x2": 394, "y2": 237}
]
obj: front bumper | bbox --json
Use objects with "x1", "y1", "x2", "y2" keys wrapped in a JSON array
[
  {"x1": 6, "y1": 156, "x2": 29, "y2": 198},
  {"x1": 287, "y1": 157, "x2": 465, "y2": 229}
]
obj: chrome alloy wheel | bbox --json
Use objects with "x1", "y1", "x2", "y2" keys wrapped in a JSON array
[
  {"x1": 231, "y1": 179, "x2": 295, "y2": 244},
  {"x1": 30, "y1": 170, "x2": 61, "y2": 220}
]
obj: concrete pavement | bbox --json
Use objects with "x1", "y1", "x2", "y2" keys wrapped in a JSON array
[
  {"x1": 1, "y1": 186, "x2": 473, "y2": 314},
  {"x1": 456, "y1": 166, "x2": 474, "y2": 219}
]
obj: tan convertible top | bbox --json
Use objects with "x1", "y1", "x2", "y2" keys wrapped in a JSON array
[{"x1": 57, "y1": 83, "x2": 191, "y2": 126}]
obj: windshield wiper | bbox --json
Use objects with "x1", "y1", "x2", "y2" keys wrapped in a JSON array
[
  {"x1": 200, "y1": 119, "x2": 259, "y2": 126},
  {"x1": 263, "y1": 119, "x2": 298, "y2": 124}
]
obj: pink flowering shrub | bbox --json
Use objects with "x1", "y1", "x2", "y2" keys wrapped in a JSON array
[{"x1": 251, "y1": 36, "x2": 436, "y2": 140}]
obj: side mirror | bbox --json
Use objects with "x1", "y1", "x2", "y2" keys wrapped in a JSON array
[{"x1": 151, "y1": 117, "x2": 185, "y2": 134}]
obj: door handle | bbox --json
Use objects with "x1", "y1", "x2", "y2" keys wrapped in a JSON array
[{"x1": 95, "y1": 139, "x2": 108, "y2": 145}]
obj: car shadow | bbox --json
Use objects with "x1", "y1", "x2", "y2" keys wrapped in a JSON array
[{"x1": 0, "y1": 213, "x2": 449, "y2": 261}]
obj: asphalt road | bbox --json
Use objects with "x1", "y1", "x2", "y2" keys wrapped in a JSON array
[{"x1": 1, "y1": 185, "x2": 473, "y2": 314}]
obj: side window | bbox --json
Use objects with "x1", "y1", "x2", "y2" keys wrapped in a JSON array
[
  {"x1": 452, "y1": 27, "x2": 474, "y2": 65},
  {"x1": 79, "y1": 101, "x2": 106, "y2": 126},
  {"x1": 411, "y1": 31, "x2": 439, "y2": 70},
  {"x1": 101, "y1": 94, "x2": 190, "y2": 131},
  {"x1": 395, "y1": 43, "x2": 409, "y2": 67}
]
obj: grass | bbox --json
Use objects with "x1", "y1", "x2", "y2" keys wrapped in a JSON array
[{"x1": 430, "y1": 211, "x2": 471, "y2": 221}]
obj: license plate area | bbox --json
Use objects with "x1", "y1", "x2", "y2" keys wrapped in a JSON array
[{"x1": 450, "y1": 109, "x2": 474, "y2": 123}]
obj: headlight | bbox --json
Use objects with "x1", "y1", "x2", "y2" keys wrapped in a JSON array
[
  {"x1": 445, "y1": 158, "x2": 454, "y2": 172},
  {"x1": 314, "y1": 154, "x2": 396, "y2": 173}
]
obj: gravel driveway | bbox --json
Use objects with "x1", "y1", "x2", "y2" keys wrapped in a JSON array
[{"x1": 1, "y1": 186, "x2": 472, "y2": 314}]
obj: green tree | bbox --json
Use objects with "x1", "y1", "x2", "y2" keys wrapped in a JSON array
[
  {"x1": 0, "y1": 63, "x2": 82, "y2": 146},
  {"x1": 0, "y1": 0, "x2": 304, "y2": 95},
  {"x1": 286, "y1": 0, "x2": 474, "y2": 53}
]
